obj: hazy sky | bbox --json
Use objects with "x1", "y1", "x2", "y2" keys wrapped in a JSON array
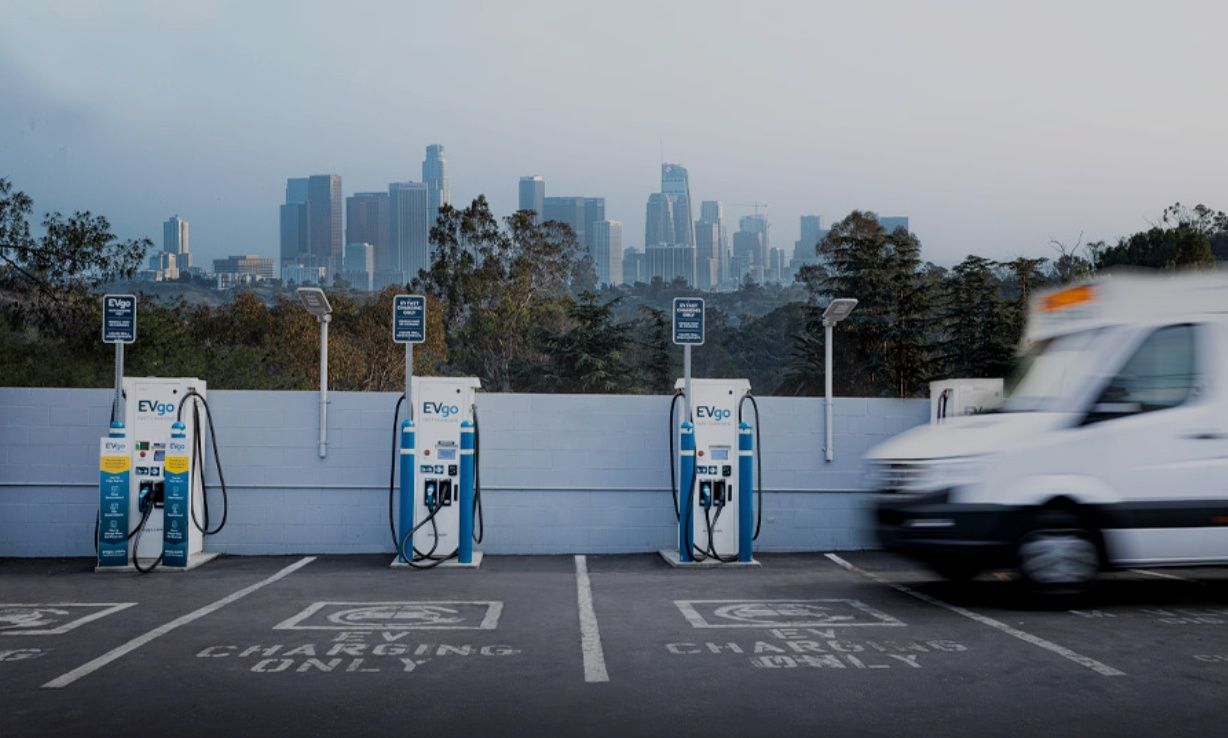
[{"x1": 2, "y1": 0, "x2": 1226, "y2": 269}]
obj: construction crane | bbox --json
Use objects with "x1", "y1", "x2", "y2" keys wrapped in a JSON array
[{"x1": 732, "y1": 202, "x2": 768, "y2": 217}]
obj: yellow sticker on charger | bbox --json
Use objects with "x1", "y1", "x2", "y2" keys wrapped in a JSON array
[
  {"x1": 100, "y1": 455, "x2": 130, "y2": 473},
  {"x1": 164, "y1": 456, "x2": 189, "y2": 475}
]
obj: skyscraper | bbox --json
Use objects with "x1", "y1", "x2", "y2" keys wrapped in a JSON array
[
  {"x1": 591, "y1": 220, "x2": 623, "y2": 286},
  {"x1": 279, "y1": 202, "x2": 307, "y2": 274},
  {"x1": 644, "y1": 193, "x2": 677, "y2": 247},
  {"x1": 699, "y1": 200, "x2": 727, "y2": 288},
  {"x1": 307, "y1": 175, "x2": 343, "y2": 276},
  {"x1": 646, "y1": 244, "x2": 696, "y2": 286},
  {"x1": 732, "y1": 230, "x2": 764, "y2": 278},
  {"x1": 341, "y1": 242, "x2": 375, "y2": 291},
  {"x1": 543, "y1": 196, "x2": 585, "y2": 241},
  {"x1": 738, "y1": 214, "x2": 770, "y2": 265},
  {"x1": 280, "y1": 178, "x2": 310, "y2": 274},
  {"x1": 389, "y1": 181, "x2": 430, "y2": 283},
  {"x1": 543, "y1": 195, "x2": 605, "y2": 252},
  {"x1": 622, "y1": 247, "x2": 645, "y2": 285},
  {"x1": 583, "y1": 198, "x2": 605, "y2": 252},
  {"x1": 694, "y1": 220, "x2": 720, "y2": 290},
  {"x1": 661, "y1": 163, "x2": 694, "y2": 248},
  {"x1": 162, "y1": 215, "x2": 190, "y2": 268},
  {"x1": 796, "y1": 215, "x2": 825, "y2": 257},
  {"x1": 422, "y1": 145, "x2": 450, "y2": 226},
  {"x1": 788, "y1": 214, "x2": 829, "y2": 282},
  {"x1": 876, "y1": 215, "x2": 910, "y2": 233},
  {"x1": 346, "y1": 192, "x2": 391, "y2": 274},
  {"x1": 518, "y1": 176, "x2": 544, "y2": 223}
]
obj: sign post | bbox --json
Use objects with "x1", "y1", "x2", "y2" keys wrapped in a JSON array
[
  {"x1": 672, "y1": 297, "x2": 705, "y2": 421},
  {"x1": 393, "y1": 295, "x2": 427, "y2": 419},
  {"x1": 102, "y1": 294, "x2": 137, "y2": 422}
]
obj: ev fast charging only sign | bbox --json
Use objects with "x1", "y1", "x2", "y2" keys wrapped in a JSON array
[
  {"x1": 673, "y1": 297, "x2": 705, "y2": 345},
  {"x1": 393, "y1": 295, "x2": 426, "y2": 344}
]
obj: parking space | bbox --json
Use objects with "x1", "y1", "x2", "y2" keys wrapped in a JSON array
[{"x1": 2, "y1": 553, "x2": 1228, "y2": 736}]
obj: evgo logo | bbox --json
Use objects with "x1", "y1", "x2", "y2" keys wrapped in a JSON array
[
  {"x1": 138, "y1": 400, "x2": 175, "y2": 417},
  {"x1": 696, "y1": 406, "x2": 731, "y2": 421},
  {"x1": 423, "y1": 402, "x2": 460, "y2": 418}
]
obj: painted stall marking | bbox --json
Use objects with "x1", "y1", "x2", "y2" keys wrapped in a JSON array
[
  {"x1": 274, "y1": 601, "x2": 502, "y2": 631},
  {"x1": 675, "y1": 599, "x2": 904, "y2": 629},
  {"x1": 0, "y1": 603, "x2": 135, "y2": 636}
]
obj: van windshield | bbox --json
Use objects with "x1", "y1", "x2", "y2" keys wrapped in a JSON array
[{"x1": 1003, "y1": 328, "x2": 1104, "y2": 412}]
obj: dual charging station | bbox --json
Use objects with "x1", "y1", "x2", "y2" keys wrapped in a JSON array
[
  {"x1": 390, "y1": 295, "x2": 484, "y2": 569},
  {"x1": 97, "y1": 296, "x2": 227, "y2": 573},
  {"x1": 97, "y1": 376, "x2": 225, "y2": 573},
  {"x1": 662, "y1": 298, "x2": 762, "y2": 567}
]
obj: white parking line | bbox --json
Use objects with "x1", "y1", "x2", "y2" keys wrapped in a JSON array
[
  {"x1": 826, "y1": 554, "x2": 1125, "y2": 678},
  {"x1": 574, "y1": 555, "x2": 609, "y2": 683},
  {"x1": 1128, "y1": 568, "x2": 1201, "y2": 584},
  {"x1": 42, "y1": 556, "x2": 316, "y2": 689}
]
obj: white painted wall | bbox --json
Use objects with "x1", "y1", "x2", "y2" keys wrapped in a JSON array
[{"x1": 0, "y1": 387, "x2": 927, "y2": 556}]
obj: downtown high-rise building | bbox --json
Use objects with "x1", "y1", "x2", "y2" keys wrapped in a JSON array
[
  {"x1": 789, "y1": 214, "x2": 829, "y2": 281},
  {"x1": 644, "y1": 192, "x2": 677, "y2": 247},
  {"x1": 518, "y1": 175, "x2": 544, "y2": 223},
  {"x1": 341, "y1": 242, "x2": 375, "y2": 291},
  {"x1": 876, "y1": 215, "x2": 910, "y2": 233},
  {"x1": 698, "y1": 200, "x2": 727, "y2": 288},
  {"x1": 281, "y1": 175, "x2": 342, "y2": 277},
  {"x1": 646, "y1": 244, "x2": 696, "y2": 286},
  {"x1": 346, "y1": 192, "x2": 391, "y2": 275},
  {"x1": 693, "y1": 220, "x2": 720, "y2": 291},
  {"x1": 422, "y1": 144, "x2": 450, "y2": 226},
  {"x1": 543, "y1": 195, "x2": 605, "y2": 251},
  {"x1": 622, "y1": 247, "x2": 645, "y2": 285},
  {"x1": 162, "y1": 215, "x2": 191, "y2": 269},
  {"x1": 388, "y1": 181, "x2": 430, "y2": 285},
  {"x1": 590, "y1": 220, "x2": 623, "y2": 286},
  {"x1": 660, "y1": 163, "x2": 694, "y2": 248},
  {"x1": 643, "y1": 163, "x2": 697, "y2": 285}
]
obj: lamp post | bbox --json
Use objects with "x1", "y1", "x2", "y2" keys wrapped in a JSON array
[
  {"x1": 297, "y1": 287, "x2": 333, "y2": 459},
  {"x1": 822, "y1": 298, "x2": 858, "y2": 462}
]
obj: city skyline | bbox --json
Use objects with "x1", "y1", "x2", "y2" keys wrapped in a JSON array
[{"x1": 3, "y1": 3, "x2": 1225, "y2": 272}]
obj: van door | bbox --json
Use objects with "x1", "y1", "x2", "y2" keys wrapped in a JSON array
[{"x1": 1077, "y1": 322, "x2": 1228, "y2": 564}]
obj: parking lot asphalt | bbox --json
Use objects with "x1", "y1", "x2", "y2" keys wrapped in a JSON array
[{"x1": 3, "y1": 552, "x2": 1228, "y2": 737}]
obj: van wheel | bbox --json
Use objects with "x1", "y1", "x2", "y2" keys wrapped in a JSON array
[{"x1": 1016, "y1": 507, "x2": 1102, "y2": 594}]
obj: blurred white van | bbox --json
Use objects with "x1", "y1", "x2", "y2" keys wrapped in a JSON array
[{"x1": 869, "y1": 273, "x2": 1228, "y2": 590}]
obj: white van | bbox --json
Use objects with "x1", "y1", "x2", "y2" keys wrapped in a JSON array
[{"x1": 869, "y1": 273, "x2": 1228, "y2": 590}]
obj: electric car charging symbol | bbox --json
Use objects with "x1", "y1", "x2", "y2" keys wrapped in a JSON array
[
  {"x1": 711, "y1": 602, "x2": 855, "y2": 626},
  {"x1": 326, "y1": 604, "x2": 466, "y2": 628},
  {"x1": 0, "y1": 607, "x2": 71, "y2": 631}
]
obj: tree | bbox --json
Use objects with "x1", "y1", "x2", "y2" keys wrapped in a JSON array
[
  {"x1": 632, "y1": 305, "x2": 675, "y2": 394},
  {"x1": 1095, "y1": 226, "x2": 1214, "y2": 271},
  {"x1": 417, "y1": 197, "x2": 583, "y2": 391},
  {"x1": 790, "y1": 211, "x2": 939, "y2": 397},
  {"x1": 938, "y1": 256, "x2": 1015, "y2": 378},
  {"x1": 0, "y1": 178, "x2": 151, "y2": 330},
  {"x1": 537, "y1": 293, "x2": 632, "y2": 393}
]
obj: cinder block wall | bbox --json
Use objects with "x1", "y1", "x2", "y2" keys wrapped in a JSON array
[{"x1": 0, "y1": 387, "x2": 927, "y2": 557}]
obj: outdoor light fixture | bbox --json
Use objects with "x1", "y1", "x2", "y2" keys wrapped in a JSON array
[
  {"x1": 822, "y1": 297, "x2": 858, "y2": 327},
  {"x1": 822, "y1": 298, "x2": 858, "y2": 462},
  {"x1": 297, "y1": 287, "x2": 332, "y2": 318},
  {"x1": 297, "y1": 287, "x2": 333, "y2": 458}
]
